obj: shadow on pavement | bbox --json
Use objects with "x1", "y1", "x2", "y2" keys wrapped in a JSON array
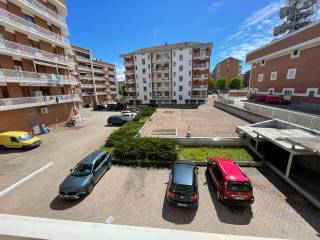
[
  {"x1": 50, "y1": 195, "x2": 84, "y2": 210},
  {"x1": 161, "y1": 197, "x2": 197, "y2": 224},
  {"x1": 0, "y1": 148, "x2": 30, "y2": 155},
  {"x1": 205, "y1": 170, "x2": 253, "y2": 225},
  {"x1": 258, "y1": 167, "x2": 320, "y2": 235}
]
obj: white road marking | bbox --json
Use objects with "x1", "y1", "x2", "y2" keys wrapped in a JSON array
[
  {"x1": 105, "y1": 216, "x2": 114, "y2": 224},
  {"x1": 0, "y1": 162, "x2": 53, "y2": 198}
]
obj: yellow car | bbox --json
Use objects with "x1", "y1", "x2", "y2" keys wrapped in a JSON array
[{"x1": 0, "y1": 131, "x2": 41, "y2": 150}]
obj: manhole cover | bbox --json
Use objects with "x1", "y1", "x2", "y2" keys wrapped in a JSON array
[{"x1": 151, "y1": 128, "x2": 177, "y2": 136}]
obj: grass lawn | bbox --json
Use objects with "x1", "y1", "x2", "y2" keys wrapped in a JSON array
[{"x1": 179, "y1": 147, "x2": 255, "y2": 162}]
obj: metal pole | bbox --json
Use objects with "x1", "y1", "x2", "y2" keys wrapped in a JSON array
[
  {"x1": 285, "y1": 144, "x2": 295, "y2": 177},
  {"x1": 89, "y1": 50, "x2": 99, "y2": 104}
]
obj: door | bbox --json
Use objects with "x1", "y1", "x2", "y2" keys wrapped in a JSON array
[
  {"x1": 92, "y1": 158, "x2": 102, "y2": 183},
  {"x1": 8, "y1": 137, "x2": 21, "y2": 148}
]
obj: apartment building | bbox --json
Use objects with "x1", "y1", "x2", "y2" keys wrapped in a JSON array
[
  {"x1": 71, "y1": 44, "x2": 118, "y2": 105},
  {"x1": 213, "y1": 57, "x2": 242, "y2": 80},
  {"x1": 246, "y1": 20, "x2": 320, "y2": 105},
  {"x1": 0, "y1": 0, "x2": 80, "y2": 132},
  {"x1": 121, "y1": 42, "x2": 212, "y2": 105}
]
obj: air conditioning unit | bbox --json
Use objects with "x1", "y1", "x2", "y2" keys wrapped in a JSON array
[{"x1": 40, "y1": 107, "x2": 49, "y2": 115}]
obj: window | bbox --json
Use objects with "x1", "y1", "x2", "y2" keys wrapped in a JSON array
[
  {"x1": 173, "y1": 82, "x2": 176, "y2": 87},
  {"x1": 189, "y1": 81, "x2": 191, "y2": 86},
  {"x1": 173, "y1": 62, "x2": 176, "y2": 67},
  {"x1": 173, "y1": 91, "x2": 176, "y2": 96},
  {"x1": 24, "y1": 14, "x2": 34, "y2": 23},
  {"x1": 307, "y1": 88, "x2": 317, "y2": 97},
  {"x1": 134, "y1": 56, "x2": 137, "y2": 61},
  {"x1": 173, "y1": 51, "x2": 176, "y2": 57},
  {"x1": 258, "y1": 73, "x2": 264, "y2": 82},
  {"x1": 291, "y1": 49, "x2": 300, "y2": 58},
  {"x1": 173, "y1": 72, "x2": 176, "y2": 77},
  {"x1": 148, "y1": 54, "x2": 150, "y2": 59},
  {"x1": 188, "y1": 91, "x2": 190, "y2": 96},
  {"x1": 149, "y1": 83, "x2": 151, "y2": 88},
  {"x1": 142, "y1": 59, "x2": 145, "y2": 65},
  {"x1": 308, "y1": 91, "x2": 315, "y2": 97},
  {"x1": 142, "y1": 68, "x2": 146, "y2": 74},
  {"x1": 179, "y1": 86, "x2": 183, "y2": 91},
  {"x1": 179, "y1": 65, "x2": 183, "y2": 71},
  {"x1": 189, "y1": 71, "x2": 191, "y2": 76},
  {"x1": 261, "y1": 60, "x2": 265, "y2": 66},
  {"x1": 149, "y1": 92, "x2": 152, "y2": 96},
  {"x1": 1, "y1": 86, "x2": 10, "y2": 98},
  {"x1": 189, "y1": 60, "x2": 192, "y2": 66},
  {"x1": 144, "y1": 95, "x2": 147, "y2": 101},
  {"x1": 10, "y1": 137, "x2": 19, "y2": 143},
  {"x1": 252, "y1": 63, "x2": 256, "y2": 68},
  {"x1": 270, "y1": 71, "x2": 277, "y2": 81},
  {"x1": 268, "y1": 89, "x2": 274, "y2": 95},
  {"x1": 189, "y1": 49, "x2": 192, "y2": 55},
  {"x1": 179, "y1": 76, "x2": 183, "y2": 82},
  {"x1": 135, "y1": 66, "x2": 137, "y2": 70},
  {"x1": 287, "y1": 68, "x2": 296, "y2": 79},
  {"x1": 143, "y1": 87, "x2": 147, "y2": 92},
  {"x1": 143, "y1": 78, "x2": 146, "y2": 83},
  {"x1": 148, "y1": 64, "x2": 150, "y2": 69},
  {"x1": 179, "y1": 95, "x2": 183, "y2": 100},
  {"x1": 179, "y1": 55, "x2": 183, "y2": 61}
]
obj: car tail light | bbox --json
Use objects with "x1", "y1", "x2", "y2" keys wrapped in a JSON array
[
  {"x1": 191, "y1": 193, "x2": 198, "y2": 201},
  {"x1": 167, "y1": 191, "x2": 174, "y2": 199}
]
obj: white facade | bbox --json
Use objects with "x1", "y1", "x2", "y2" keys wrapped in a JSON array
[{"x1": 122, "y1": 42, "x2": 212, "y2": 105}]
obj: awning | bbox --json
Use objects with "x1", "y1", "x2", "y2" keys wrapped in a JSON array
[{"x1": 281, "y1": 137, "x2": 320, "y2": 154}]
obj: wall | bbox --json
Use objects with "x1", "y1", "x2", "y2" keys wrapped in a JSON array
[{"x1": 135, "y1": 53, "x2": 152, "y2": 104}]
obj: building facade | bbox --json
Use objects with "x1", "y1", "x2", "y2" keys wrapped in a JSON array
[
  {"x1": 121, "y1": 42, "x2": 212, "y2": 105},
  {"x1": 213, "y1": 57, "x2": 242, "y2": 80},
  {"x1": 71, "y1": 44, "x2": 117, "y2": 105},
  {"x1": 246, "y1": 20, "x2": 320, "y2": 105},
  {"x1": 241, "y1": 70, "x2": 251, "y2": 88},
  {"x1": 0, "y1": 0, "x2": 80, "y2": 132}
]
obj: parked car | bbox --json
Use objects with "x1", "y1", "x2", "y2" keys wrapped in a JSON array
[
  {"x1": 0, "y1": 131, "x2": 41, "y2": 150},
  {"x1": 255, "y1": 95, "x2": 267, "y2": 102},
  {"x1": 107, "y1": 114, "x2": 133, "y2": 126},
  {"x1": 207, "y1": 158, "x2": 254, "y2": 206},
  {"x1": 166, "y1": 160, "x2": 199, "y2": 209},
  {"x1": 127, "y1": 107, "x2": 141, "y2": 113},
  {"x1": 59, "y1": 150, "x2": 112, "y2": 199},
  {"x1": 265, "y1": 95, "x2": 289, "y2": 105},
  {"x1": 121, "y1": 111, "x2": 137, "y2": 118},
  {"x1": 106, "y1": 103, "x2": 126, "y2": 111},
  {"x1": 93, "y1": 104, "x2": 106, "y2": 111},
  {"x1": 83, "y1": 103, "x2": 91, "y2": 108}
]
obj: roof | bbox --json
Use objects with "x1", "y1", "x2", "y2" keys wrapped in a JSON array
[
  {"x1": 282, "y1": 136, "x2": 320, "y2": 154},
  {"x1": 214, "y1": 158, "x2": 249, "y2": 182},
  {"x1": 0, "y1": 131, "x2": 28, "y2": 137},
  {"x1": 80, "y1": 150, "x2": 107, "y2": 164},
  {"x1": 120, "y1": 41, "x2": 213, "y2": 57},
  {"x1": 172, "y1": 161, "x2": 195, "y2": 186}
]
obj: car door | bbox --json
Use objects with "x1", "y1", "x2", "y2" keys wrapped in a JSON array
[
  {"x1": 99, "y1": 153, "x2": 110, "y2": 172},
  {"x1": 8, "y1": 137, "x2": 21, "y2": 148},
  {"x1": 208, "y1": 161, "x2": 220, "y2": 189},
  {"x1": 92, "y1": 158, "x2": 102, "y2": 183}
]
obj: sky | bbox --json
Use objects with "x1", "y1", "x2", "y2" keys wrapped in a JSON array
[{"x1": 66, "y1": 0, "x2": 287, "y2": 81}]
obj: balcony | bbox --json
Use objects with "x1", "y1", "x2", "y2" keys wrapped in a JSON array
[
  {"x1": 153, "y1": 95, "x2": 171, "y2": 100},
  {"x1": 153, "y1": 77, "x2": 171, "y2": 82},
  {"x1": 96, "y1": 91, "x2": 107, "y2": 96},
  {"x1": 126, "y1": 79, "x2": 135, "y2": 84},
  {"x1": 192, "y1": 94, "x2": 207, "y2": 99},
  {"x1": 0, "y1": 94, "x2": 80, "y2": 111},
  {"x1": 81, "y1": 84, "x2": 95, "y2": 89},
  {"x1": 193, "y1": 52, "x2": 210, "y2": 59},
  {"x1": 94, "y1": 76, "x2": 106, "y2": 81},
  {"x1": 193, "y1": 63, "x2": 209, "y2": 69},
  {"x1": 127, "y1": 87, "x2": 136, "y2": 93},
  {"x1": 79, "y1": 76, "x2": 93, "y2": 81},
  {"x1": 111, "y1": 90, "x2": 118, "y2": 95},
  {"x1": 153, "y1": 86, "x2": 171, "y2": 91},
  {"x1": 0, "y1": 69, "x2": 78, "y2": 86},
  {"x1": 0, "y1": 8, "x2": 69, "y2": 47},
  {"x1": 153, "y1": 57, "x2": 171, "y2": 63},
  {"x1": 95, "y1": 84, "x2": 106, "y2": 89},
  {"x1": 124, "y1": 61, "x2": 134, "y2": 67},
  {"x1": 0, "y1": 39, "x2": 70, "y2": 66},
  {"x1": 193, "y1": 75, "x2": 209, "y2": 80},
  {"x1": 192, "y1": 85, "x2": 208, "y2": 90},
  {"x1": 76, "y1": 55, "x2": 91, "y2": 63},
  {"x1": 125, "y1": 70, "x2": 135, "y2": 75},
  {"x1": 78, "y1": 66, "x2": 92, "y2": 72},
  {"x1": 93, "y1": 68, "x2": 104, "y2": 74},
  {"x1": 152, "y1": 67, "x2": 171, "y2": 72},
  {"x1": 15, "y1": 0, "x2": 67, "y2": 31}
]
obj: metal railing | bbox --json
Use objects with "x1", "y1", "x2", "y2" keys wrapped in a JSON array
[
  {"x1": 0, "y1": 94, "x2": 80, "y2": 111},
  {"x1": 94, "y1": 76, "x2": 106, "y2": 81},
  {"x1": 153, "y1": 67, "x2": 171, "y2": 72},
  {"x1": 153, "y1": 57, "x2": 171, "y2": 63},
  {"x1": 193, "y1": 63, "x2": 208, "y2": 69},
  {"x1": 0, "y1": 39, "x2": 70, "y2": 66},
  {"x1": 193, "y1": 75, "x2": 209, "y2": 80},
  {"x1": 124, "y1": 61, "x2": 134, "y2": 66},
  {"x1": 78, "y1": 66, "x2": 92, "y2": 72},
  {"x1": 93, "y1": 68, "x2": 104, "y2": 74},
  {"x1": 0, "y1": 8, "x2": 69, "y2": 46},
  {"x1": 153, "y1": 77, "x2": 171, "y2": 81},
  {"x1": 0, "y1": 69, "x2": 77, "y2": 86},
  {"x1": 76, "y1": 55, "x2": 91, "y2": 63},
  {"x1": 153, "y1": 96, "x2": 171, "y2": 99},
  {"x1": 153, "y1": 86, "x2": 171, "y2": 91},
  {"x1": 79, "y1": 76, "x2": 93, "y2": 81},
  {"x1": 125, "y1": 70, "x2": 135, "y2": 75},
  {"x1": 16, "y1": 0, "x2": 67, "y2": 29},
  {"x1": 81, "y1": 84, "x2": 95, "y2": 88},
  {"x1": 193, "y1": 52, "x2": 210, "y2": 58},
  {"x1": 192, "y1": 85, "x2": 208, "y2": 90}
]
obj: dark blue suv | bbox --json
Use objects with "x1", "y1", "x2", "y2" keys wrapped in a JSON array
[{"x1": 166, "y1": 160, "x2": 199, "y2": 209}]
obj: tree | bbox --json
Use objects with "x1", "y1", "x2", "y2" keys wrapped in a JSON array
[
  {"x1": 216, "y1": 77, "x2": 227, "y2": 92},
  {"x1": 229, "y1": 77, "x2": 241, "y2": 90},
  {"x1": 208, "y1": 75, "x2": 215, "y2": 92},
  {"x1": 118, "y1": 82, "x2": 127, "y2": 96}
]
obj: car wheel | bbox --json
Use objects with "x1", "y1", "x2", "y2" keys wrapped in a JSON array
[
  {"x1": 87, "y1": 183, "x2": 94, "y2": 195},
  {"x1": 0, "y1": 145, "x2": 6, "y2": 150}
]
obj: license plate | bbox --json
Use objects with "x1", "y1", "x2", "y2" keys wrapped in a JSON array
[
  {"x1": 234, "y1": 196, "x2": 245, "y2": 200},
  {"x1": 177, "y1": 203, "x2": 187, "y2": 207}
]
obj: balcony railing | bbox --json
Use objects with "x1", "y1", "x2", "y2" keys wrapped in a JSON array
[
  {"x1": 192, "y1": 95, "x2": 207, "y2": 99},
  {"x1": 81, "y1": 84, "x2": 94, "y2": 88},
  {"x1": 192, "y1": 85, "x2": 208, "y2": 90},
  {"x1": 0, "y1": 94, "x2": 80, "y2": 111},
  {"x1": 193, "y1": 75, "x2": 209, "y2": 80},
  {"x1": 78, "y1": 66, "x2": 92, "y2": 72},
  {"x1": 79, "y1": 76, "x2": 93, "y2": 81},
  {"x1": 0, "y1": 39, "x2": 70, "y2": 66},
  {"x1": 193, "y1": 52, "x2": 210, "y2": 59},
  {"x1": 94, "y1": 76, "x2": 106, "y2": 81},
  {"x1": 153, "y1": 57, "x2": 171, "y2": 63},
  {"x1": 95, "y1": 84, "x2": 106, "y2": 88},
  {"x1": 127, "y1": 88, "x2": 136, "y2": 93},
  {"x1": 153, "y1": 77, "x2": 171, "y2": 81},
  {"x1": 193, "y1": 63, "x2": 209, "y2": 69},
  {"x1": 124, "y1": 61, "x2": 134, "y2": 66},
  {"x1": 16, "y1": 0, "x2": 67, "y2": 30},
  {"x1": 153, "y1": 96, "x2": 171, "y2": 99},
  {"x1": 153, "y1": 86, "x2": 171, "y2": 91},
  {"x1": 76, "y1": 55, "x2": 91, "y2": 63},
  {"x1": 125, "y1": 70, "x2": 135, "y2": 75},
  {"x1": 0, "y1": 8, "x2": 69, "y2": 47},
  {"x1": 0, "y1": 69, "x2": 78, "y2": 86},
  {"x1": 152, "y1": 67, "x2": 171, "y2": 72}
]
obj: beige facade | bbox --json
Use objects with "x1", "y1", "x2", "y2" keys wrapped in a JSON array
[
  {"x1": 0, "y1": 0, "x2": 80, "y2": 132},
  {"x1": 246, "y1": 20, "x2": 320, "y2": 105},
  {"x1": 71, "y1": 44, "x2": 118, "y2": 105}
]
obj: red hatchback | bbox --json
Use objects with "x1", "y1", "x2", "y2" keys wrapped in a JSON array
[{"x1": 207, "y1": 158, "x2": 254, "y2": 206}]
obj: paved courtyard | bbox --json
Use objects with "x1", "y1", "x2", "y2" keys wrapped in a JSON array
[
  {"x1": 0, "y1": 109, "x2": 319, "y2": 239},
  {"x1": 141, "y1": 96, "x2": 249, "y2": 137}
]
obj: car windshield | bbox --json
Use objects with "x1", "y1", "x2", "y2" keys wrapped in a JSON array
[
  {"x1": 227, "y1": 181, "x2": 252, "y2": 192},
  {"x1": 70, "y1": 164, "x2": 92, "y2": 177},
  {"x1": 18, "y1": 134, "x2": 32, "y2": 141}
]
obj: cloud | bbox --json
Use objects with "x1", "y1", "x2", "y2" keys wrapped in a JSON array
[
  {"x1": 219, "y1": 0, "x2": 282, "y2": 66},
  {"x1": 115, "y1": 64, "x2": 125, "y2": 82},
  {"x1": 209, "y1": 1, "x2": 223, "y2": 12}
]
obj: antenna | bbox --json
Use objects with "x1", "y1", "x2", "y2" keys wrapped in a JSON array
[{"x1": 273, "y1": 0, "x2": 320, "y2": 37}]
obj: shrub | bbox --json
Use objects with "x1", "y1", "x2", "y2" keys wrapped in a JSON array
[
  {"x1": 229, "y1": 77, "x2": 241, "y2": 90},
  {"x1": 113, "y1": 137, "x2": 178, "y2": 162}
]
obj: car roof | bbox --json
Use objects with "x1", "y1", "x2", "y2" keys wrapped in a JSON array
[
  {"x1": 0, "y1": 131, "x2": 29, "y2": 137},
  {"x1": 208, "y1": 158, "x2": 250, "y2": 182},
  {"x1": 172, "y1": 160, "x2": 195, "y2": 186},
  {"x1": 80, "y1": 150, "x2": 108, "y2": 165}
]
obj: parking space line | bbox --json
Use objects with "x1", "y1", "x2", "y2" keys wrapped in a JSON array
[
  {"x1": 105, "y1": 216, "x2": 114, "y2": 224},
  {"x1": 0, "y1": 162, "x2": 53, "y2": 198}
]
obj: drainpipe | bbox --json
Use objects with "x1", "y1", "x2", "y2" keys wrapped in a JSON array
[{"x1": 89, "y1": 50, "x2": 99, "y2": 104}]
